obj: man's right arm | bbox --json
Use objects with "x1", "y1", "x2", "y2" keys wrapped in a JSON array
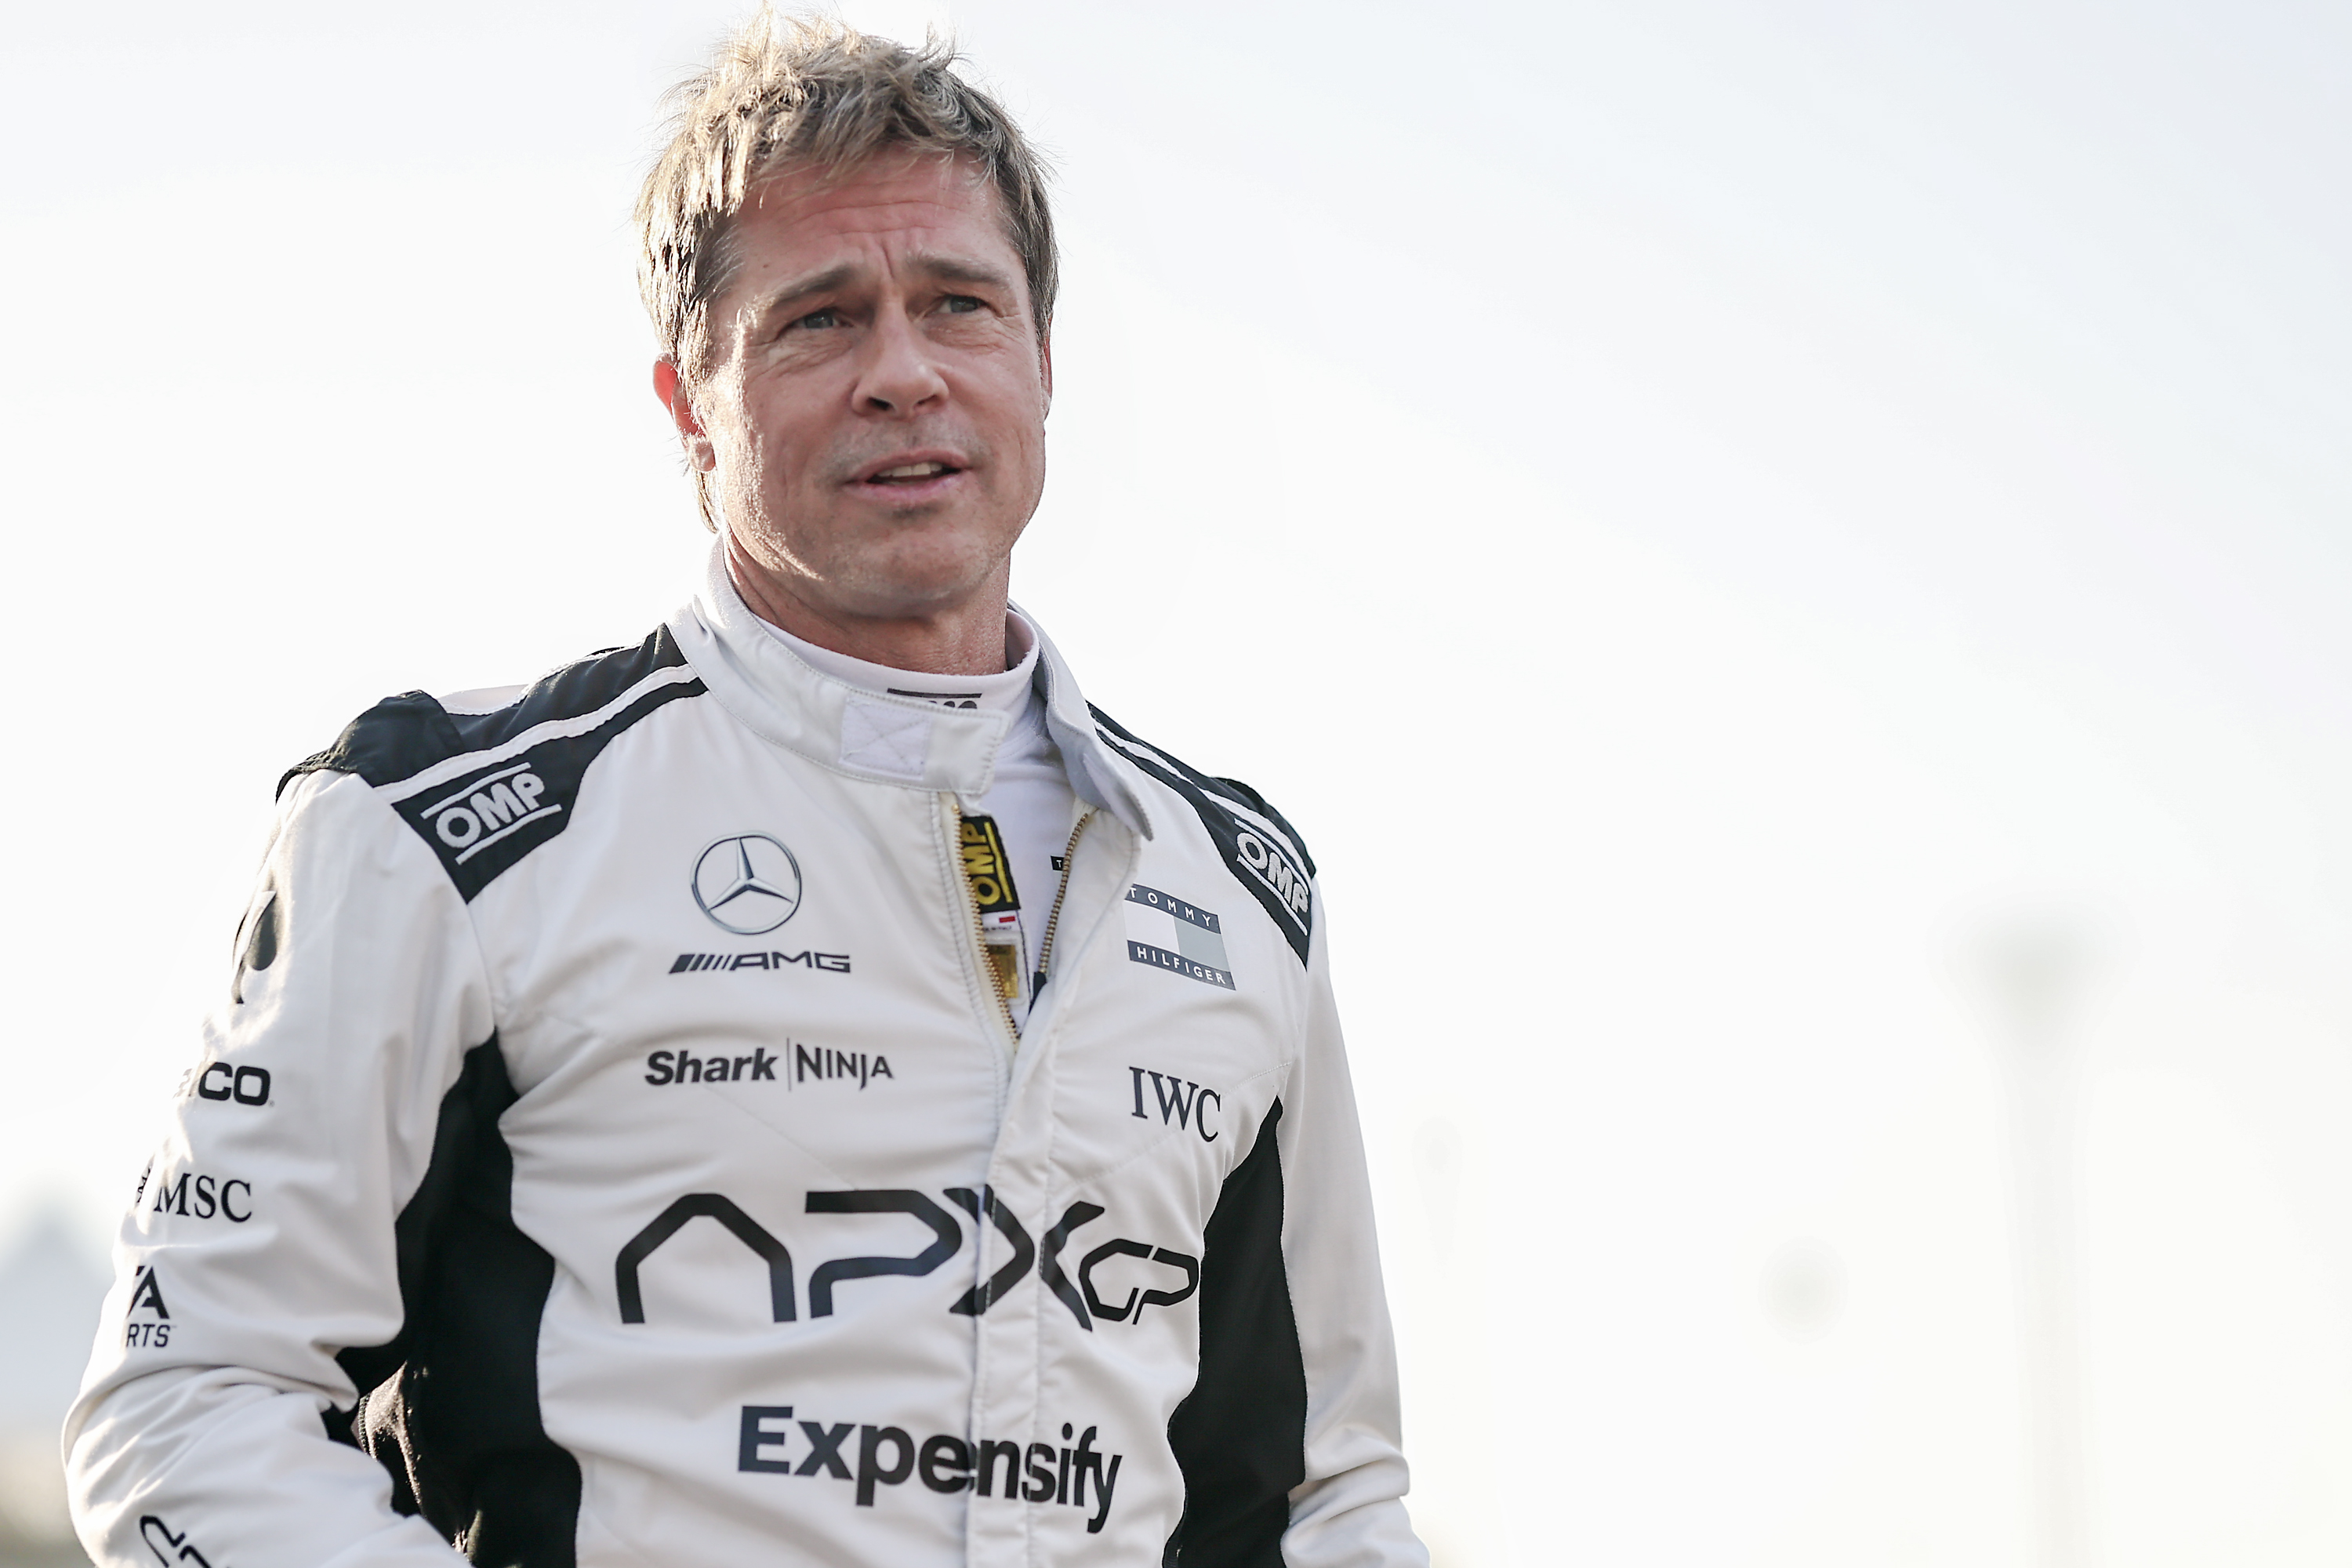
[{"x1": 67, "y1": 769, "x2": 491, "y2": 1568}]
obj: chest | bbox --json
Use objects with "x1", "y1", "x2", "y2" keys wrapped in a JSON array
[{"x1": 456, "y1": 717, "x2": 1302, "y2": 1200}]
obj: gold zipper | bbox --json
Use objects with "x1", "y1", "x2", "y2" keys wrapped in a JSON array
[
  {"x1": 953, "y1": 803, "x2": 1095, "y2": 1050},
  {"x1": 1030, "y1": 811, "x2": 1094, "y2": 1001}
]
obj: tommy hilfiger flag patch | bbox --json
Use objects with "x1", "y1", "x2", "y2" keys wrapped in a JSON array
[{"x1": 1123, "y1": 884, "x2": 1233, "y2": 989}]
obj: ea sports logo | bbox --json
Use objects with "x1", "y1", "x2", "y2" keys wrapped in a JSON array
[{"x1": 693, "y1": 833, "x2": 804, "y2": 935}]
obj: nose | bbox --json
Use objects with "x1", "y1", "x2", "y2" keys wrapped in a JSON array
[{"x1": 851, "y1": 309, "x2": 949, "y2": 417}]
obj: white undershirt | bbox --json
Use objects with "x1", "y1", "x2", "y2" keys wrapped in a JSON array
[{"x1": 757, "y1": 611, "x2": 1079, "y2": 1032}]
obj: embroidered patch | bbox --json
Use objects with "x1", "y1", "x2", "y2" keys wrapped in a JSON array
[
  {"x1": 840, "y1": 698, "x2": 931, "y2": 779},
  {"x1": 1124, "y1": 884, "x2": 1234, "y2": 989}
]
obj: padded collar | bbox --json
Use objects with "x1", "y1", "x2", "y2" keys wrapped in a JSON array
[{"x1": 669, "y1": 546, "x2": 1152, "y2": 837}]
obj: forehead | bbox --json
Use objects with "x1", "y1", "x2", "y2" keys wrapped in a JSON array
[{"x1": 729, "y1": 150, "x2": 1016, "y2": 274}]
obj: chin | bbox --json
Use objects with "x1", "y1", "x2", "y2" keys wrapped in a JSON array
[
  {"x1": 833, "y1": 529, "x2": 1016, "y2": 612},
  {"x1": 832, "y1": 554, "x2": 1004, "y2": 620}
]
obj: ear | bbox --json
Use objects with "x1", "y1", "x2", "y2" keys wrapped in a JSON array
[
  {"x1": 1037, "y1": 331, "x2": 1054, "y2": 415},
  {"x1": 653, "y1": 358, "x2": 716, "y2": 472}
]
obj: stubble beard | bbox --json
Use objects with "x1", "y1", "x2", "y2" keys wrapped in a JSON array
[{"x1": 717, "y1": 430, "x2": 1032, "y2": 626}]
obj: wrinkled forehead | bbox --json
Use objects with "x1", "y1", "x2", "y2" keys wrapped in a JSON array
[{"x1": 735, "y1": 149, "x2": 1011, "y2": 262}]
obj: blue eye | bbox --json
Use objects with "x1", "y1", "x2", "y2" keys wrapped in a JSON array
[
  {"x1": 795, "y1": 307, "x2": 841, "y2": 329},
  {"x1": 942, "y1": 296, "x2": 981, "y2": 314}
]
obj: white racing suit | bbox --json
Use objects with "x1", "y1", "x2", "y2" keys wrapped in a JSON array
[{"x1": 66, "y1": 558, "x2": 1425, "y2": 1568}]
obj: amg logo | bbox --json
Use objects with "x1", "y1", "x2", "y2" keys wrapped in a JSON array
[
  {"x1": 671, "y1": 950, "x2": 851, "y2": 974},
  {"x1": 1232, "y1": 827, "x2": 1311, "y2": 921},
  {"x1": 423, "y1": 762, "x2": 560, "y2": 865}
]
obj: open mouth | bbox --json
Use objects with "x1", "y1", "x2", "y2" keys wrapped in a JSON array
[{"x1": 864, "y1": 460, "x2": 962, "y2": 486}]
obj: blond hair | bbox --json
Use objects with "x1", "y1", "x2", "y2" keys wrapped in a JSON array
[{"x1": 637, "y1": 13, "x2": 1058, "y2": 515}]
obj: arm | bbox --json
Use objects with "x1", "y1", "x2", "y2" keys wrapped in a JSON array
[
  {"x1": 66, "y1": 770, "x2": 491, "y2": 1568},
  {"x1": 1167, "y1": 894, "x2": 1428, "y2": 1567},
  {"x1": 1275, "y1": 900, "x2": 1428, "y2": 1568}
]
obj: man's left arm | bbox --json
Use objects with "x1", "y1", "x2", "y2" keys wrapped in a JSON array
[{"x1": 1278, "y1": 899, "x2": 1432, "y2": 1567}]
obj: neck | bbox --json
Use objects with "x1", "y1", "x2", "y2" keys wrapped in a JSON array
[{"x1": 723, "y1": 532, "x2": 1012, "y2": 676}]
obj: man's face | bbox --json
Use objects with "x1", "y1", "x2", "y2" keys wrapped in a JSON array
[{"x1": 665, "y1": 151, "x2": 1051, "y2": 629}]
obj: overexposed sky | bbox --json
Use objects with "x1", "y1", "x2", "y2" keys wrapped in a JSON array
[{"x1": 4, "y1": 2, "x2": 2350, "y2": 1563}]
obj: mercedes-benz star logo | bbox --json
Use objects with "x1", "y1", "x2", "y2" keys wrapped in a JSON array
[{"x1": 691, "y1": 833, "x2": 804, "y2": 935}]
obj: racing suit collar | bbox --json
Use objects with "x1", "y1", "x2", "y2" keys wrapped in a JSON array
[
  {"x1": 670, "y1": 545, "x2": 1152, "y2": 837},
  {"x1": 1024, "y1": 601, "x2": 1156, "y2": 840}
]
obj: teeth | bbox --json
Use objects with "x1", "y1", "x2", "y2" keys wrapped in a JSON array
[{"x1": 874, "y1": 462, "x2": 949, "y2": 480}]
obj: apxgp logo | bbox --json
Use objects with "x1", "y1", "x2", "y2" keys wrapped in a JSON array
[
  {"x1": 693, "y1": 834, "x2": 804, "y2": 935},
  {"x1": 140, "y1": 1515, "x2": 215, "y2": 1568},
  {"x1": 614, "y1": 1186, "x2": 1196, "y2": 1331}
]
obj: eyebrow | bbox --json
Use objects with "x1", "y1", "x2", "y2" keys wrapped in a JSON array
[
  {"x1": 913, "y1": 254, "x2": 1018, "y2": 291},
  {"x1": 748, "y1": 253, "x2": 1020, "y2": 320},
  {"x1": 750, "y1": 263, "x2": 858, "y2": 319}
]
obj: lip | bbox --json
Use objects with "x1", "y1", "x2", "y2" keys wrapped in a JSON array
[{"x1": 850, "y1": 448, "x2": 971, "y2": 487}]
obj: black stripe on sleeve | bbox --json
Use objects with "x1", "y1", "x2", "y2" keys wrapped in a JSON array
[
  {"x1": 1163, "y1": 1098, "x2": 1306, "y2": 1568},
  {"x1": 332, "y1": 1037, "x2": 580, "y2": 1568},
  {"x1": 283, "y1": 626, "x2": 692, "y2": 795},
  {"x1": 1088, "y1": 712, "x2": 1315, "y2": 967},
  {"x1": 1086, "y1": 705, "x2": 1316, "y2": 875},
  {"x1": 279, "y1": 626, "x2": 705, "y2": 900}
]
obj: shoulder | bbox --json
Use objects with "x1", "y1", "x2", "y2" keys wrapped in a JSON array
[
  {"x1": 1086, "y1": 702, "x2": 1318, "y2": 967},
  {"x1": 278, "y1": 626, "x2": 706, "y2": 899},
  {"x1": 281, "y1": 626, "x2": 700, "y2": 795}
]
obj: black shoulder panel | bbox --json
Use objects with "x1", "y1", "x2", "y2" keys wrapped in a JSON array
[
  {"x1": 1089, "y1": 706, "x2": 1315, "y2": 967},
  {"x1": 281, "y1": 627, "x2": 706, "y2": 902},
  {"x1": 1162, "y1": 1098, "x2": 1305, "y2": 1568},
  {"x1": 332, "y1": 1038, "x2": 581, "y2": 1568}
]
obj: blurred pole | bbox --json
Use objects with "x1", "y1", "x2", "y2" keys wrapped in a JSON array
[{"x1": 1968, "y1": 916, "x2": 2103, "y2": 1568}]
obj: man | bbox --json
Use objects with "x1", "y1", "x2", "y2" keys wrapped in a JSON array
[{"x1": 67, "y1": 16, "x2": 1424, "y2": 1568}]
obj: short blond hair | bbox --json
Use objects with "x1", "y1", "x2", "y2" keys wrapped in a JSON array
[{"x1": 637, "y1": 11, "x2": 1058, "y2": 387}]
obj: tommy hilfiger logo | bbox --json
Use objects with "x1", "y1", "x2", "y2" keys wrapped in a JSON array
[{"x1": 1123, "y1": 885, "x2": 1233, "y2": 989}]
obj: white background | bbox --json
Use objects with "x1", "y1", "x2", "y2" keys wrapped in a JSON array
[{"x1": 4, "y1": 2, "x2": 2350, "y2": 1563}]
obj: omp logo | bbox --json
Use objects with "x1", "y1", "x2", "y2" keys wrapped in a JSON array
[
  {"x1": 613, "y1": 1186, "x2": 1196, "y2": 1332},
  {"x1": 422, "y1": 763, "x2": 558, "y2": 864},
  {"x1": 1233, "y1": 827, "x2": 1311, "y2": 922},
  {"x1": 887, "y1": 687, "x2": 982, "y2": 710}
]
